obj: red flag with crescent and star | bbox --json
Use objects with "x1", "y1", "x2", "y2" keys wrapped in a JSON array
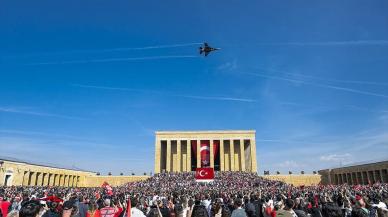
[
  {"x1": 101, "y1": 181, "x2": 113, "y2": 196},
  {"x1": 195, "y1": 168, "x2": 214, "y2": 180}
]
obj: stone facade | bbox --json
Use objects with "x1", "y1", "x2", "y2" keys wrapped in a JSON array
[
  {"x1": 154, "y1": 130, "x2": 257, "y2": 173},
  {"x1": 0, "y1": 158, "x2": 94, "y2": 187},
  {"x1": 0, "y1": 158, "x2": 149, "y2": 187},
  {"x1": 83, "y1": 176, "x2": 149, "y2": 187},
  {"x1": 319, "y1": 160, "x2": 388, "y2": 185},
  {"x1": 264, "y1": 175, "x2": 321, "y2": 186}
]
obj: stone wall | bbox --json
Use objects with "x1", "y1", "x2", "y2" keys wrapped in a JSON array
[
  {"x1": 83, "y1": 176, "x2": 149, "y2": 187},
  {"x1": 0, "y1": 160, "x2": 95, "y2": 187},
  {"x1": 1, "y1": 158, "x2": 322, "y2": 187},
  {"x1": 263, "y1": 175, "x2": 322, "y2": 186},
  {"x1": 319, "y1": 161, "x2": 388, "y2": 185},
  {"x1": 0, "y1": 159, "x2": 149, "y2": 187}
]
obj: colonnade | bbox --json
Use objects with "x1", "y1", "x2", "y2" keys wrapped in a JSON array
[
  {"x1": 333, "y1": 169, "x2": 388, "y2": 185},
  {"x1": 21, "y1": 171, "x2": 80, "y2": 187},
  {"x1": 154, "y1": 131, "x2": 257, "y2": 173}
]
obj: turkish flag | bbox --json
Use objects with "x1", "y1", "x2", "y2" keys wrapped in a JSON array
[
  {"x1": 200, "y1": 141, "x2": 210, "y2": 167},
  {"x1": 126, "y1": 197, "x2": 131, "y2": 217},
  {"x1": 195, "y1": 168, "x2": 214, "y2": 180},
  {"x1": 101, "y1": 182, "x2": 113, "y2": 196}
]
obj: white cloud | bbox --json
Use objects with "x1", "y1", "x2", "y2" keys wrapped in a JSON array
[
  {"x1": 320, "y1": 153, "x2": 352, "y2": 162},
  {"x1": 217, "y1": 60, "x2": 237, "y2": 71},
  {"x1": 276, "y1": 160, "x2": 303, "y2": 168}
]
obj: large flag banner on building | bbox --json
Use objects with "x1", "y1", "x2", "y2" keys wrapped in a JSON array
[
  {"x1": 195, "y1": 168, "x2": 214, "y2": 182},
  {"x1": 191, "y1": 140, "x2": 219, "y2": 168}
]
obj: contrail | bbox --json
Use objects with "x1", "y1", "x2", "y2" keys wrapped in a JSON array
[
  {"x1": 255, "y1": 67, "x2": 388, "y2": 86},
  {"x1": 27, "y1": 55, "x2": 198, "y2": 65},
  {"x1": 291, "y1": 74, "x2": 388, "y2": 86},
  {"x1": 0, "y1": 107, "x2": 84, "y2": 120},
  {"x1": 5, "y1": 42, "x2": 202, "y2": 58},
  {"x1": 246, "y1": 72, "x2": 388, "y2": 99},
  {"x1": 254, "y1": 40, "x2": 388, "y2": 46},
  {"x1": 72, "y1": 84, "x2": 256, "y2": 103}
]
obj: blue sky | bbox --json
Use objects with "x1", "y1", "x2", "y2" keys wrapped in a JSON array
[{"x1": 1, "y1": 0, "x2": 388, "y2": 175}]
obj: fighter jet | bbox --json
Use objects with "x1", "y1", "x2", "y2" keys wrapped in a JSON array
[{"x1": 199, "y1": 42, "x2": 220, "y2": 57}]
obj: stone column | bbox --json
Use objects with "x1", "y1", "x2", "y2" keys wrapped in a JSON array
[
  {"x1": 240, "y1": 139, "x2": 245, "y2": 171},
  {"x1": 210, "y1": 140, "x2": 214, "y2": 168},
  {"x1": 367, "y1": 171, "x2": 371, "y2": 184},
  {"x1": 29, "y1": 172, "x2": 34, "y2": 186},
  {"x1": 57, "y1": 174, "x2": 61, "y2": 186},
  {"x1": 166, "y1": 140, "x2": 171, "y2": 172},
  {"x1": 230, "y1": 140, "x2": 235, "y2": 171},
  {"x1": 374, "y1": 171, "x2": 380, "y2": 183},
  {"x1": 350, "y1": 173, "x2": 353, "y2": 185},
  {"x1": 187, "y1": 140, "x2": 191, "y2": 172},
  {"x1": 61, "y1": 175, "x2": 65, "y2": 186},
  {"x1": 22, "y1": 172, "x2": 29, "y2": 186},
  {"x1": 177, "y1": 140, "x2": 181, "y2": 172},
  {"x1": 36, "y1": 173, "x2": 42, "y2": 186},
  {"x1": 250, "y1": 139, "x2": 257, "y2": 172},
  {"x1": 43, "y1": 173, "x2": 48, "y2": 186},
  {"x1": 154, "y1": 139, "x2": 161, "y2": 174},
  {"x1": 196, "y1": 140, "x2": 201, "y2": 168},
  {"x1": 69, "y1": 176, "x2": 73, "y2": 187},
  {"x1": 48, "y1": 174, "x2": 52, "y2": 186},
  {"x1": 54, "y1": 174, "x2": 59, "y2": 186},
  {"x1": 352, "y1": 172, "x2": 357, "y2": 184},
  {"x1": 380, "y1": 170, "x2": 385, "y2": 183},
  {"x1": 67, "y1": 175, "x2": 70, "y2": 186},
  {"x1": 361, "y1": 171, "x2": 365, "y2": 184},
  {"x1": 220, "y1": 140, "x2": 225, "y2": 171},
  {"x1": 52, "y1": 174, "x2": 56, "y2": 186}
]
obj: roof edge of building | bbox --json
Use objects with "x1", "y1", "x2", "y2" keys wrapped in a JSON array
[
  {"x1": 319, "y1": 159, "x2": 388, "y2": 172},
  {"x1": 0, "y1": 156, "x2": 96, "y2": 174},
  {"x1": 155, "y1": 130, "x2": 256, "y2": 134}
]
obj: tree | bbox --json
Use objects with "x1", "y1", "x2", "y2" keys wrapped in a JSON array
[
  {"x1": 120, "y1": 173, "x2": 123, "y2": 176},
  {"x1": 131, "y1": 172, "x2": 135, "y2": 176},
  {"x1": 276, "y1": 171, "x2": 280, "y2": 175},
  {"x1": 96, "y1": 172, "x2": 100, "y2": 176},
  {"x1": 143, "y1": 172, "x2": 147, "y2": 175},
  {"x1": 289, "y1": 171, "x2": 292, "y2": 175},
  {"x1": 108, "y1": 172, "x2": 112, "y2": 176}
]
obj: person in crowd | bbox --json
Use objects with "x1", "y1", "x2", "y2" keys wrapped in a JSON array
[
  {"x1": 244, "y1": 196, "x2": 256, "y2": 217},
  {"x1": 19, "y1": 200, "x2": 43, "y2": 217},
  {"x1": 191, "y1": 200, "x2": 209, "y2": 217},
  {"x1": 130, "y1": 199, "x2": 146, "y2": 217},
  {"x1": 63, "y1": 200, "x2": 80, "y2": 217},
  {"x1": 276, "y1": 199, "x2": 297, "y2": 217},
  {"x1": 42, "y1": 200, "x2": 60, "y2": 217},
  {"x1": 0, "y1": 196, "x2": 11, "y2": 217},
  {"x1": 99, "y1": 199, "x2": 116, "y2": 217},
  {"x1": 231, "y1": 198, "x2": 246, "y2": 217},
  {"x1": 0, "y1": 171, "x2": 387, "y2": 217}
]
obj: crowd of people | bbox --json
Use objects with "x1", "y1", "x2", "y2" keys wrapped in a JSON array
[{"x1": 0, "y1": 172, "x2": 387, "y2": 217}]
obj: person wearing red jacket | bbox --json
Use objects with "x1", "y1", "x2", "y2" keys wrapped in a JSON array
[{"x1": 0, "y1": 197, "x2": 11, "y2": 217}]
